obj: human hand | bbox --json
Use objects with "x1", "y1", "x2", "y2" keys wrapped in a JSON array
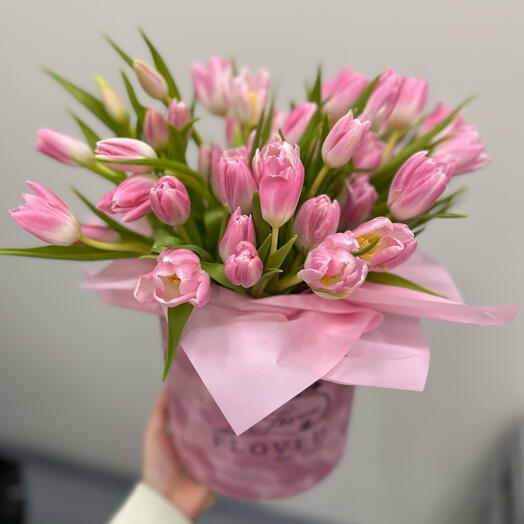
[{"x1": 142, "y1": 390, "x2": 216, "y2": 520}]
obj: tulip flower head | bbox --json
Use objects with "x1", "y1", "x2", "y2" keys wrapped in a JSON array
[
  {"x1": 144, "y1": 107, "x2": 169, "y2": 150},
  {"x1": 192, "y1": 55, "x2": 233, "y2": 116},
  {"x1": 167, "y1": 99, "x2": 192, "y2": 130},
  {"x1": 387, "y1": 77, "x2": 429, "y2": 130},
  {"x1": 224, "y1": 241, "x2": 263, "y2": 288},
  {"x1": 95, "y1": 76, "x2": 129, "y2": 126},
  {"x1": 36, "y1": 129, "x2": 93, "y2": 166},
  {"x1": 219, "y1": 207, "x2": 256, "y2": 262},
  {"x1": 281, "y1": 102, "x2": 317, "y2": 144},
  {"x1": 340, "y1": 174, "x2": 378, "y2": 230},
  {"x1": 133, "y1": 60, "x2": 169, "y2": 100},
  {"x1": 150, "y1": 176, "x2": 191, "y2": 227},
  {"x1": 95, "y1": 138, "x2": 157, "y2": 174},
  {"x1": 351, "y1": 131, "x2": 385, "y2": 172}
]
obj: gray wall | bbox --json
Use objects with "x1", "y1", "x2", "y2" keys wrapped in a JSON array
[{"x1": 0, "y1": 1, "x2": 522, "y2": 523}]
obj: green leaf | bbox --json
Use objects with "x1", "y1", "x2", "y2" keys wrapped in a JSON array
[
  {"x1": 351, "y1": 73, "x2": 381, "y2": 117},
  {"x1": 139, "y1": 29, "x2": 181, "y2": 100},
  {"x1": 163, "y1": 303, "x2": 193, "y2": 380},
  {"x1": 166, "y1": 121, "x2": 187, "y2": 163},
  {"x1": 0, "y1": 245, "x2": 139, "y2": 261},
  {"x1": 307, "y1": 66, "x2": 322, "y2": 104},
  {"x1": 203, "y1": 206, "x2": 228, "y2": 253},
  {"x1": 105, "y1": 36, "x2": 134, "y2": 67},
  {"x1": 366, "y1": 271, "x2": 446, "y2": 298},
  {"x1": 257, "y1": 234, "x2": 272, "y2": 262},
  {"x1": 251, "y1": 193, "x2": 271, "y2": 245},
  {"x1": 150, "y1": 232, "x2": 212, "y2": 260},
  {"x1": 69, "y1": 113, "x2": 100, "y2": 148},
  {"x1": 121, "y1": 71, "x2": 146, "y2": 136},
  {"x1": 201, "y1": 261, "x2": 245, "y2": 293},
  {"x1": 351, "y1": 236, "x2": 381, "y2": 257},
  {"x1": 267, "y1": 234, "x2": 297, "y2": 270},
  {"x1": 73, "y1": 188, "x2": 152, "y2": 244},
  {"x1": 261, "y1": 100, "x2": 275, "y2": 144},
  {"x1": 415, "y1": 212, "x2": 467, "y2": 220},
  {"x1": 45, "y1": 69, "x2": 125, "y2": 135},
  {"x1": 249, "y1": 109, "x2": 265, "y2": 163}
]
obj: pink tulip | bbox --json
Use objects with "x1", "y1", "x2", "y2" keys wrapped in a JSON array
[
  {"x1": 321, "y1": 67, "x2": 369, "y2": 121},
  {"x1": 95, "y1": 76, "x2": 129, "y2": 125},
  {"x1": 254, "y1": 138, "x2": 304, "y2": 227},
  {"x1": 387, "y1": 77, "x2": 429, "y2": 130},
  {"x1": 281, "y1": 102, "x2": 317, "y2": 144},
  {"x1": 227, "y1": 68, "x2": 270, "y2": 126},
  {"x1": 36, "y1": 129, "x2": 93, "y2": 166},
  {"x1": 144, "y1": 107, "x2": 169, "y2": 150},
  {"x1": 294, "y1": 195, "x2": 340, "y2": 250},
  {"x1": 298, "y1": 232, "x2": 368, "y2": 299},
  {"x1": 353, "y1": 217, "x2": 417, "y2": 270},
  {"x1": 387, "y1": 152, "x2": 449, "y2": 220},
  {"x1": 321, "y1": 112, "x2": 370, "y2": 168},
  {"x1": 95, "y1": 138, "x2": 157, "y2": 174},
  {"x1": 150, "y1": 176, "x2": 191, "y2": 227},
  {"x1": 80, "y1": 224, "x2": 121, "y2": 244},
  {"x1": 271, "y1": 110, "x2": 288, "y2": 137},
  {"x1": 133, "y1": 60, "x2": 168, "y2": 100},
  {"x1": 340, "y1": 174, "x2": 378, "y2": 229},
  {"x1": 198, "y1": 144, "x2": 211, "y2": 177},
  {"x1": 219, "y1": 207, "x2": 256, "y2": 262},
  {"x1": 167, "y1": 99, "x2": 192, "y2": 130},
  {"x1": 433, "y1": 124, "x2": 489, "y2": 176},
  {"x1": 97, "y1": 174, "x2": 157, "y2": 222},
  {"x1": 417, "y1": 101, "x2": 464, "y2": 138},
  {"x1": 134, "y1": 248, "x2": 210, "y2": 308},
  {"x1": 192, "y1": 55, "x2": 233, "y2": 116},
  {"x1": 224, "y1": 241, "x2": 263, "y2": 288},
  {"x1": 351, "y1": 131, "x2": 385, "y2": 172},
  {"x1": 216, "y1": 146, "x2": 257, "y2": 213},
  {"x1": 9, "y1": 181, "x2": 81, "y2": 246},
  {"x1": 360, "y1": 69, "x2": 402, "y2": 131}
]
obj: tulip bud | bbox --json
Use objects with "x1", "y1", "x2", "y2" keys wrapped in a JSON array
[
  {"x1": 353, "y1": 217, "x2": 417, "y2": 271},
  {"x1": 321, "y1": 112, "x2": 370, "y2": 168},
  {"x1": 9, "y1": 181, "x2": 81, "y2": 246},
  {"x1": 150, "y1": 176, "x2": 191, "y2": 227},
  {"x1": 219, "y1": 207, "x2": 256, "y2": 262},
  {"x1": 387, "y1": 77, "x2": 428, "y2": 130},
  {"x1": 227, "y1": 68, "x2": 270, "y2": 126},
  {"x1": 351, "y1": 131, "x2": 384, "y2": 172},
  {"x1": 167, "y1": 99, "x2": 192, "y2": 130},
  {"x1": 360, "y1": 69, "x2": 402, "y2": 131},
  {"x1": 135, "y1": 248, "x2": 210, "y2": 308},
  {"x1": 321, "y1": 66, "x2": 369, "y2": 122},
  {"x1": 298, "y1": 232, "x2": 368, "y2": 299},
  {"x1": 97, "y1": 174, "x2": 157, "y2": 222},
  {"x1": 133, "y1": 60, "x2": 169, "y2": 100},
  {"x1": 95, "y1": 76, "x2": 129, "y2": 125},
  {"x1": 36, "y1": 129, "x2": 93, "y2": 166},
  {"x1": 95, "y1": 138, "x2": 157, "y2": 174},
  {"x1": 281, "y1": 102, "x2": 317, "y2": 144},
  {"x1": 387, "y1": 152, "x2": 449, "y2": 220},
  {"x1": 224, "y1": 241, "x2": 263, "y2": 288},
  {"x1": 144, "y1": 107, "x2": 169, "y2": 150},
  {"x1": 294, "y1": 195, "x2": 340, "y2": 250},
  {"x1": 80, "y1": 224, "x2": 121, "y2": 244},
  {"x1": 340, "y1": 174, "x2": 378, "y2": 229},
  {"x1": 254, "y1": 138, "x2": 304, "y2": 227},
  {"x1": 216, "y1": 147, "x2": 257, "y2": 213},
  {"x1": 191, "y1": 55, "x2": 233, "y2": 116}
]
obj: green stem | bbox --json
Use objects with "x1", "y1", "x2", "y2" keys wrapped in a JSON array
[
  {"x1": 79, "y1": 234, "x2": 150, "y2": 254},
  {"x1": 80, "y1": 161, "x2": 126, "y2": 184},
  {"x1": 275, "y1": 274, "x2": 303, "y2": 293},
  {"x1": 177, "y1": 224, "x2": 192, "y2": 244},
  {"x1": 308, "y1": 165, "x2": 330, "y2": 197},
  {"x1": 381, "y1": 130, "x2": 401, "y2": 163},
  {"x1": 270, "y1": 226, "x2": 280, "y2": 254}
]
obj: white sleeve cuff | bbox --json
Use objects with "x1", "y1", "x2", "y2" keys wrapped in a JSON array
[{"x1": 109, "y1": 482, "x2": 192, "y2": 524}]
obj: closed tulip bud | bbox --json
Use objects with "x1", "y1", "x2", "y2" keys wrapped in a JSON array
[
  {"x1": 95, "y1": 138, "x2": 157, "y2": 174},
  {"x1": 133, "y1": 60, "x2": 168, "y2": 100},
  {"x1": 353, "y1": 217, "x2": 417, "y2": 271},
  {"x1": 95, "y1": 76, "x2": 129, "y2": 125},
  {"x1": 227, "y1": 68, "x2": 270, "y2": 126},
  {"x1": 135, "y1": 248, "x2": 210, "y2": 308},
  {"x1": 192, "y1": 55, "x2": 233, "y2": 116},
  {"x1": 254, "y1": 137, "x2": 304, "y2": 227},
  {"x1": 80, "y1": 224, "x2": 121, "y2": 244},
  {"x1": 351, "y1": 131, "x2": 384, "y2": 172},
  {"x1": 97, "y1": 173, "x2": 157, "y2": 222},
  {"x1": 144, "y1": 107, "x2": 169, "y2": 150},
  {"x1": 219, "y1": 207, "x2": 256, "y2": 262},
  {"x1": 150, "y1": 176, "x2": 191, "y2": 227},
  {"x1": 281, "y1": 102, "x2": 317, "y2": 144},
  {"x1": 298, "y1": 232, "x2": 368, "y2": 299},
  {"x1": 36, "y1": 129, "x2": 93, "y2": 166},
  {"x1": 321, "y1": 112, "x2": 370, "y2": 168},
  {"x1": 216, "y1": 147, "x2": 257, "y2": 213},
  {"x1": 224, "y1": 241, "x2": 263, "y2": 288},
  {"x1": 388, "y1": 152, "x2": 449, "y2": 220},
  {"x1": 387, "y1": 77, "x2": 428, "y2": 130},
  {"x1": 9, "y1": 181, "x2": 81, "y2": 246},
  {"x1": 340, "y1": 174, "x2": 378, "y2": 229},
  {"x1": 360, "y1": 69, "x2": 402, "y2": 132},
  {"x1": 321, "y1": 66, "x2": 369, "y2": 121},
  {"x1": 167, "y1": 99, "x2": 192, "y2": 130},
  {"x1": 294, "y1": 195, "x2": 340, "y2": 251}
]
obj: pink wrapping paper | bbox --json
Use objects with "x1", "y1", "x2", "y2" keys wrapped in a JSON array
[{"x1": 83, "y1": 251, "x2": 517, "y2": 435}]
